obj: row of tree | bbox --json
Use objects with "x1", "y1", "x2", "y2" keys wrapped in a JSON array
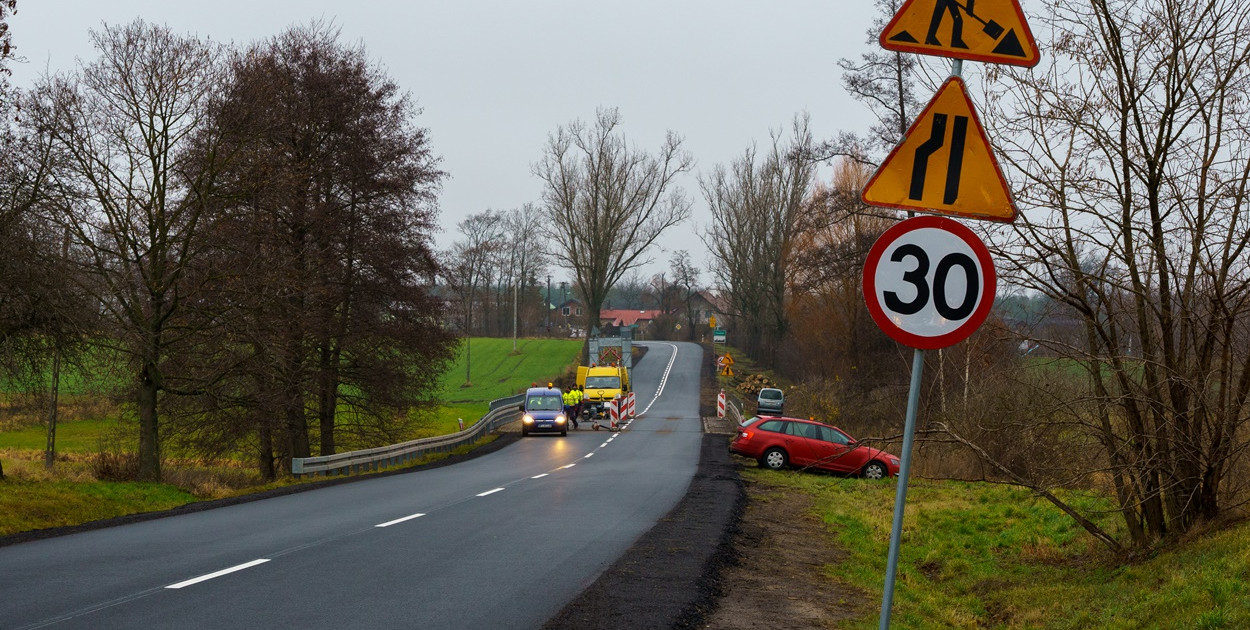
[{"x1": 0, "y1": 19, "x2": 457, "y2": 481}]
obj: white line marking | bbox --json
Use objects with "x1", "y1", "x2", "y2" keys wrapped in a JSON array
[
  {"x1": 376, "y1": 513, "x2": 425, "y2": 528},
  {"x1": 584, "y1": 452, "x2": 594, "y2": 459},
  {"x1": 600, "y1": 442, "x2": 609, "y2": 448},
  {"x1": 638, "y1": 343, "x2": 679, "y2": 417},
  {"x1": 532, "y1": 473, "x2": 549, "y2": 479},
  {"x1": 166, "y1": 559, "x2": 270, "y2": 589},
  {"x1": 561, "y1": 463, "x2": 576, "y2": 469},
  {"x1": 477, "y1": 487, "x2": 505, "y2": 497}
]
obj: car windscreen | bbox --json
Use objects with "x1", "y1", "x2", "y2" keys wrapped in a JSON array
[
  {"x1": 526, "y1": 396, "x2": 563, "y2": 411},
  {"x1": 585, "y1": 376, "x2": 620, "y2": 389}
]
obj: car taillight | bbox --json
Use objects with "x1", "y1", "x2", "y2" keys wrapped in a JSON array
[{"x1": 738, "y1": 430, "x2": 752, "y2": 441}]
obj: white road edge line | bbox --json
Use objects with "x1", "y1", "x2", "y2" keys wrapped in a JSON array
[
  {"x1": 166, "y1": 559, "x2": 270, "y2": 589},
  {"x1": 599, "y1": 442, "x2": 609, "y2": 448},
  {"x1": 560, "y1": 463, "x2": 576, "y2": 469},
  {"x1": 584, "y1": 452, "x2": 594, "y2": 459},
  {"x1": 638, "y1": 342, "x2": 679, "y2": 417},
  {"x1": 477, "y1": 487, "x2": 505, "y2": 497},
  {"x1": 532, "y1": 473, "x2": 549, "y2": 479},
  {"x1": 376, "y1": 513, "x2": 425, "y2": 528}
]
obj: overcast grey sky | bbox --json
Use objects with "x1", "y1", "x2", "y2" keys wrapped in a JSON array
[{"x1": 9, "y1": 1, "x2": 880, "y2": 283}]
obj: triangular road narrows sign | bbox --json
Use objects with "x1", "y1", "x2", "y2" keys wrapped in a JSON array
[
  {"x1": 862, "y1": 76, "x2": 1017, "y2": 222},
  {"x1": 881, "y1": 0, "x2": 1040, "y2": 67}
]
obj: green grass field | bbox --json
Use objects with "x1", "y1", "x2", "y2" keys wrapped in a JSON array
[
  {"x1": 746, "y1": 469, "x2": 1250, "y2": 630},
  {"x1": 0, "y1": 337, "x2": 583, "y2": 536},
  {"x1": 440, "y1": 337, "x2": 583, "y2": 401}
]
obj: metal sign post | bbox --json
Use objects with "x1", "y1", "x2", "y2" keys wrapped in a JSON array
[
  {"x1": 861, "y1": 215, "x2": 994, "y2": 628},
  {"x1": 879, "y1": 347, "x2": 924, "y2": 630}
]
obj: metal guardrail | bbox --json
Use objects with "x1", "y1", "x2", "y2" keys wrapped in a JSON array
[
  {"x1": 291, "y1": 395, "x2": 524, "y2": 477},
  {"x1": 725, "y1": 394, "x2": 745, "y2": 424}
]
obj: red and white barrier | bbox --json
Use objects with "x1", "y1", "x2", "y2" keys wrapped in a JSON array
[
  {"x1": 624, "y1": 391, "x2": 636, "y2": 419},
  {"x1": 609, "y1": 397, "x2": 620, "y2": 430},
  {"x1": 717, "y1": 390, "x2": 726, "y2": 418}
]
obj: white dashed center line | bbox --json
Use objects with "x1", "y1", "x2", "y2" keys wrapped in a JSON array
[
  {"x1": 532, "y1": 473, "x2": 549, "y2": 479},
  {"x1": 376, "y1": 513, "x2": 425, "y2": 528},
  {"x1": 166, "y1": 559, "x2": 270, "y2": 589},
  {"x1": 476, "y1": 488, "x2": 505, "y2": 497}
]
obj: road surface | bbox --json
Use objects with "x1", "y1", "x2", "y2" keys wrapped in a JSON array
[{"x1": 0, "y1": 341, "x2": 706, "y2": 629}]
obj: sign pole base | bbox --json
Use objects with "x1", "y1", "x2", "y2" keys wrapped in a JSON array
[{"x1": 879, "y1": 348, "x2": 925, "y2": 629}]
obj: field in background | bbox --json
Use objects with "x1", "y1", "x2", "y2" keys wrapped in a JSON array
[{"x1": 0, "y1": 337, "x2": 583, "y2": 537}]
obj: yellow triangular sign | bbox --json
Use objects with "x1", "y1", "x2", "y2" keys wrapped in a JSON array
[
  {"x1": 862, "y1": 76, "x2": 1017, "y2": 222},
  {"x1": 880, "y1": 0, "x2": 1040, "y2": 68}
]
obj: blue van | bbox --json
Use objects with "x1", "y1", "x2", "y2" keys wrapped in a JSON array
[{"x1": 518, "y1": 386, "x2": 569, "y2": 437}]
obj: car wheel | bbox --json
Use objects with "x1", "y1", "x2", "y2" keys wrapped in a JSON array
[
  {"x1": 521, "y1": 427, "x2": 529, "y2": 437},
  {"x1": 863, "y1": 461, "x2": 887, "y2": 480},
  {"x1": 561, "y1": 428, "x2": 568, "y2": 436},
  {"x1": 760, "y1": 448, "x2": 787, "y2": 470}
]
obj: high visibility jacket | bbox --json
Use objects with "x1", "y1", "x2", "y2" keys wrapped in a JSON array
[
  {"x1": 562, "y1": 390, "x2": 573, "y2": 406},
  {"x1": 571, "y1": 389, "x2": 583, "y2": 404}
]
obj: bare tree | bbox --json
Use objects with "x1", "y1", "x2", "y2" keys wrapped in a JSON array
[
  {"x1": 0, "y1": 0, "x2": 17, "y2": 112},
  {"x1": 667, "y1": 250, "x2": 702, "y2": 340},
  {"x1": 25, "y1": 20, "x2": 224, "y2": 481},
  {"x1": 502, "y1": 204, "x2": 548, "y2": 346},
  {"x1": 983, "y1": 0, "x2": 1250, "y2": 545},
  {"x1": 702, "y1": 114, "x2": 816, "y2": 366},
  {"x1": 443, "y1": 210, "x2": 506, "y2": 384},
  {"x1": 786, "y1": 159, "x2": 897, "y2": 384},
  {"x1": 533, "y1": 107, "x2": 692, "y2": 352}
]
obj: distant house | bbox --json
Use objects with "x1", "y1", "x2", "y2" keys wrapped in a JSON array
[
  {"x1": 686, "y1": 290, "x2": 729, "y2": 327},
  {"x1": 556, "y1": 298, "x2": 584, "y2": 319},
  {"x1": 599, "y1": 309, "x2": 664, "y2": 328},
  {"x1": 551, "y1": 298, "x2": 585, "y2": 336}
]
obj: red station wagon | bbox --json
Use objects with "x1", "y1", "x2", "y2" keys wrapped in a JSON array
[{"x1": 729, "y1": 416, "x2": 901, "y2": 479}]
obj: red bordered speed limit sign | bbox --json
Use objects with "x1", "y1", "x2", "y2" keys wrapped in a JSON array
[{"x1": 862, "y1": 216, "x2": 995, "y2": 349}]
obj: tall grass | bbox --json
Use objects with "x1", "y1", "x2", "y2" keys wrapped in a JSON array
[{"x1": 744, "y1": 469, "x2": 1250, "y2": 629}]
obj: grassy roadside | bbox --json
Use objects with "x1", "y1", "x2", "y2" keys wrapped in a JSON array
[
  {"x1": 0, "y1": 337, "x2": 582, "y2": 538},
  {"x1": 741, "y1": 469, "x2": 1250, "y2": 630}
]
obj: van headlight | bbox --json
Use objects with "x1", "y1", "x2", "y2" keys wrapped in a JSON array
[
  {"x1": 522, "y1": 415, "x2": 534, "y2": 424},
  {"x1": 556, "y1": 415, "x2": 567, "y2": 424}
]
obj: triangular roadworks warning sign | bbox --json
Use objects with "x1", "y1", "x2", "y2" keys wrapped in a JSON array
[
  {"x1": 862, "y1": 76, "x2": 1017, "y2": 222},
  {"x1": 880, "y1": 0, "x2": 1040, "y2": 67}
]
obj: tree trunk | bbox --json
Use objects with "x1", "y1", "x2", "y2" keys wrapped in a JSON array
[
  {"x1": 137, "y1": 359, "x2": 161, "y2": 481},
  {"x1": 45, "y1": 348, "x2": 61, "y2": 469},
  {"x1": 258, "y1": 420, "x2": 275, "y2": 481},
  {"x1": 318, "y1": 345, "x2": 340, "y2": 456}
]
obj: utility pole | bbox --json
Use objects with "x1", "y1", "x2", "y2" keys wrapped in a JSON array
[{"x1": 546, "y1": 275, "x2": 551, "y2": 334}]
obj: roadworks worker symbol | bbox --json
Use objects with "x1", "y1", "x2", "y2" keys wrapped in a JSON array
[
  {"x1": 861, "y1": 76, "x2": 1017, "y2": 222},
  {"x1": 880, "y1": 0, "x2": 1040, "y2": 67}
]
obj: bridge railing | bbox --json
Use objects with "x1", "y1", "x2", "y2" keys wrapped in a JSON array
[{"x1": 291, "y1": 393, "x2": 526, "y2": 477}]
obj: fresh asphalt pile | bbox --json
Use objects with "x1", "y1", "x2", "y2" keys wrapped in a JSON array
[{"x1": 542, "y1": 432, "x2": 745, "y2": 630}]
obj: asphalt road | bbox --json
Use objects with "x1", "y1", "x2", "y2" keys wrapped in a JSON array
[{"x1": 0, "y1": 341, "x2": 709, "y2": 630}]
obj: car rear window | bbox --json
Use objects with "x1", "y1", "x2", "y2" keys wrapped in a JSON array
[
  {"x1": 759, "y1": 389, "x2": 783, "y2": 400},
  {"x1": 757, "y1": 419, "x2": 785, "y2": 433},
  {"x1": 741, "y1": 416, "x2": 762, "y2": 427}
]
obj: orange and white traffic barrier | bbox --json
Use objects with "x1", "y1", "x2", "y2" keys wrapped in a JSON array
[{"x1": 717, "y1": 390, "x2": 726, "y2": 418}]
